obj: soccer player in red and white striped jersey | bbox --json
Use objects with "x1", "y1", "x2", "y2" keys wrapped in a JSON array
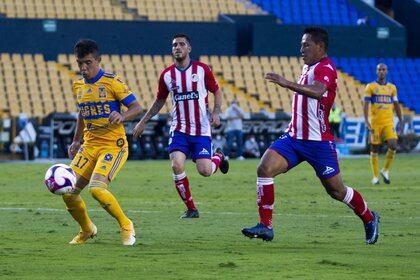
[
  {"x1": 242, "y1": 27, "x2": 380, "y2": 244},
  {"x1": 133, "y1": 34, "x2": 229, "y2": 219}
]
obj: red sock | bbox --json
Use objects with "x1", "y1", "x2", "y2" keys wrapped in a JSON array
[
  {"x1": 211, "y1": 154, "x2": 221, "y2": 174},
  {"x1": 173, "y1": 172, "x2": 196, "y2": 210},
  {"x1": 257, "y1": 177, "x2": 275, "y2": 228},
  {"x1": 343, "y1": 186, "x2": 374, "y2": 224}
]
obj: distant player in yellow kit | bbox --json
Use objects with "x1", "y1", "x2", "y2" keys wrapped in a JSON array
[
  {"x1": 63, "y1": 39, "x2": 142, "y2": 245},
  {"x1": 364, "y1": 63, "x2": 403, "y2": 185}
]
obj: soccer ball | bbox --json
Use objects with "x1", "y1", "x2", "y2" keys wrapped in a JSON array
[{"x1": 44, "y1": 164, "x2": 76, "y2": 195}]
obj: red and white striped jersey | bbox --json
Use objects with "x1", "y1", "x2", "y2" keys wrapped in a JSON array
[
  {"x1": 157, "y1": 60, "x2": 219, "y2": 137},
  {"x1": 286, "y1": 57, "x2": 337, "y2": 141}
]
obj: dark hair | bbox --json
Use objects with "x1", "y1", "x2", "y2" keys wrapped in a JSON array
[
  {"x1": 173, "y1": 33, "x2": 191, "y2": 45},
  {"x1": 303, "y1": 27, "x2": 329, "y2": 50},
  {"x1": 74, "y1": 39, "x2": 100, "y2": 58}
]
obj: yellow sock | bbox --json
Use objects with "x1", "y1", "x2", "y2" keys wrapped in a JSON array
[
  {"x1": 89, "y1": 180, "x2": 131, "y2": 229},
  {"x1": 62, "y1": 192, "x2": 93, "y2": 232},
  {"x1": 370, "y1": 152, "x2": 379, "y2": 178},
  {"x1": 384, "y1": 148, "x2": 396, "y2": 171}
]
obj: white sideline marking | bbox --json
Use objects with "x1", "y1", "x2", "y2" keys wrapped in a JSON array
[{"x1": 1, "y1": 207, "x2": 419, "y2": 219}]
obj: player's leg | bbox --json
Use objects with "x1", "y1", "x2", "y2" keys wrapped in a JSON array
[
  {"x1": 369, "y1": 125, "x2": 381, "y2": 185},
  {"x1": 168, "y1": 131, "x2": 198, "y2": 218},
  {"x1": 242, "y1": 134, "x2": 298, "y2": 241},
  {"x1": 66, "y1": 149, "x2": 97, "y2": 244},
  {"x1": 311, "y1": 141, "x2": 379, "y2": 244},
  {"x1": 381, "y1": 125, "x2": 398, "y2": 184},
  {"x1": 88, "y1": 148, "x2": 135, "y2": 245},
  {"x1": 171, "y1": 151, "x2": 198, "y2": 218},
  {"x1": 320, "y1": 174, "x2": 379, "y2": 244},
  {"x1": 193, "y1": 135, "x2": 228, "y2": 176}
]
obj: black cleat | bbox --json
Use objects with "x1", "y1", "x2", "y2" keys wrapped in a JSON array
[
  {"x1": 215, "y1": 148, "x2": 229, "y2": 174},
  {"x1": 242, "y1": 223, "x2": 274, "y2": 241},
  {"x1": 180, "y1": 209, "x2": 200, "y2": 219},
  {"x1": 365, "y1": 211, "x2": 380, "y2": 245}
]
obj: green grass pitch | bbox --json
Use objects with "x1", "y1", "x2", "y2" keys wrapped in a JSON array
[{"x1": 1, "y1": 155, "x2": 419, "y2": 279}]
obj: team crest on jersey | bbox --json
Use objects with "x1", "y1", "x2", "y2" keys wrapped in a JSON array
[
  {"x1": 87, "y1": 88, "x2": 92, "y2": 94},
  {"x1": 191, "y1": 74, "x2": 199, "y2": 82},
  {"x1": 98, "y1": 86, "x2": 107, "y2": 98}
]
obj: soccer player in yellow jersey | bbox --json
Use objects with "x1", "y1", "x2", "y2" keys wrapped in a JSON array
[
  {"x1": 63, "y1": 39, "x2": 142, "y2": 245},
  {"x1": 364, "y1": 63, "x2": 403, "y2": 185}
]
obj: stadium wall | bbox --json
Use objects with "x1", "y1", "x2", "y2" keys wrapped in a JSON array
[
  {"x1": 252, "y1": 24, "x2": 406, "y2": 57},
  {"x1": 0, "y1": 18, "x2": 237, "y2": 60}
]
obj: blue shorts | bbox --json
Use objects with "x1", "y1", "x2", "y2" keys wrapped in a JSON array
[
  {"x1": 168, "y1": 131, "x2": 212, "y2": 161},
  {"x1": 269, "y1": 133, "x2": 340, "y2": 179}
]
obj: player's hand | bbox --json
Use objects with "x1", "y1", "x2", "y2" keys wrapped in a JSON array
[
  {"x1": 265, "y1": 72, "x2": 290, "y2": 88},
  {"x1": 68, "y1": 141, "x2": 81, "y2": 159},
  {"x1": 132, "y1": 121, "x2": 146, "y2": 140},
  {"x1": 210, "y1": 112, "x2": 221, "y2": 127},
  {"x1": 398, "y1": 121, "x2": 404, "y2": 135},
  {"x1": 109, "y1": 111, "x2": 125, "y2": 124},
  {"x1": 365, "y1": 122, "x2": 372, "y2": 132}
]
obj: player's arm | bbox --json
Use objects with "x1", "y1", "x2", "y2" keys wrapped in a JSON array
[
  {"x1": 211, "y1": 89, "x2": 222, "y2": 126},
  {"x1": 68, "y1": 111, "x2": 84, "y2": 159},
  {"x1": 109, "y1": 100, "x2": 142, "y2": 124},
  {"x1": 363, "y1": 84, "x2": 372, "y2": 132},
  {"x1": 265, "y1": 72, "x2": 327, "y2": 100},
  {"x1": 132, "y1": 99, "x2": 166, "y2": 140},
  {"x1": 394, "y1": 101, "x2": 403, "y2": 135}
]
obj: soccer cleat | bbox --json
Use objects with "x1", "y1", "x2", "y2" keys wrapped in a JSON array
[
  {"x1": 69, "y1": 223, "x2": 97, "y2": 244},
  {"x1": 380, "y1": 169, "x2": 390, "y2": 184},
  {"x1": 365, "y1": 211, "x2": 380, "y2": 245},
  {"x1": 180, "y1": 209, "x2": 199, "y2": 219},
  {"x1": 120, "y1": 220, "x2": 136, "y2": 246},
  {"x1": 371, "y1": 177, "x2": 380, "y2": 185},
  {"x1": 214, "y1": 148, "x2": 229, "y2": 174},
  {"x1": 242, "y1": 223, "x2": 274, "y2": 241}
]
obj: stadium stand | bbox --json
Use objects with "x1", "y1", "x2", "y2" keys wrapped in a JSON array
[
  {"x1": 125, "y1": 0, "x2": 262, "y2": 21},
  {"x1": 2, "y1": 52, "x2": 415, "y2": 118},
  {"x1": 335, "y1": 57, "x2": 420, "y2": 113},
  {"x1": 251, "y1": 0, "x2": 375, "y2": 26},
  {"x1": 0, "y1": 0, "x2": 133, "y2": 20}
]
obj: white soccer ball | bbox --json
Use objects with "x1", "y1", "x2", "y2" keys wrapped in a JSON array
[{"x1": 44, "y1": 164, "x2": 76, "y2": 195}]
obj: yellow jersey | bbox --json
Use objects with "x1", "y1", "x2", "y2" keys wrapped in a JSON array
[
  {"x1": 72, "y1": 69, "x2": 136, "y2": 147},
  {"x1": 364, "y1": 81, "x2": 398, "y2": 125}
]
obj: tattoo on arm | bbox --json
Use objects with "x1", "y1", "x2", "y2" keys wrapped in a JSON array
[
  {"x1": 213, "y1": 104, "x2": 221, "y2": 114},
  {"x1": 143, "y1": 100, "x2": 165, "y2": 122}
]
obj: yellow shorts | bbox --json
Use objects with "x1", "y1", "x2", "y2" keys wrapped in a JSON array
[
  {"x1": 370, "y1": 123, "x2": 398, "y2": 145},
  {"x1": 70, "y1": 144, "x2": 128, "y2": 181}
]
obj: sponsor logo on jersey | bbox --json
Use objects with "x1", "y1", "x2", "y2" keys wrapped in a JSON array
[
  {"x1": 198, "y1": 148, "x2": 210, "y2": 155},
  {"x1": 80, "y1": 103, "x2": 112, "y2": 118},
  {"x1": 174, "y1": 90, "x2": 199, "y2": 102},
  {"x1": 98, "y1": 86, "x2": 107, "y2": 98},
  {"x1": 317, "y1": 104, "x2": 327, "y2": 132},
  {"x1": 322, "y1": 166, "x2": 335, "y2": 175}
]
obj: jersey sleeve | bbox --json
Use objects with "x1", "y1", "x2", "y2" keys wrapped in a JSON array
[
  {"x1": 392, "y1": 84, "x2": 398, "y2": 102},
  {"x1": 72, "y1": 81, "x2": 82, "y2": 109},
  {"x1": 364, "y1": 83, "x2": 372, "y2": 102},
  {"x1": 313, "y1": 63, "x2": 335, "y2": 88},
  {"x1": 204, "y1": 64, "x2": 219, "y2": 93},
  {"x1": 156, "y1": 71, "x2": 170, "y2": 100},
  {"x1": 113, "y1": 76, "x2": 136, "y2": 106}
]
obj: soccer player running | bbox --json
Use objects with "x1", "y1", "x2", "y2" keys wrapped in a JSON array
[
  {"x1": 65, "y1": 39, "x2": 142, "y2": 245},
  {"x1": 364, "y1": 63, "x2": 403, "y2": 185},
  {"x1": 132, "y1": 34, "x2": 229, "y2": 219},
  {"x1": 242, "y1": 27, "x2": 380, "y2": 244}
]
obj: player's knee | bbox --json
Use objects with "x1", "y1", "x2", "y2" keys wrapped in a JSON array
[
  {"x1": 198, "y1": 168, "x2": 212, "y2": 177},
  {"x1": 88, "y1": 180, "x2": 108, "y2": 199},
  {"x1": 389, "y1": 142, "x2": 397, "y2": 150},
  {"x1": 171, "y1": 161, "x2": 184, "y2": 174},
  {"x1": 257, "y1": 163, "x2": 272, "y2": 177}
]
